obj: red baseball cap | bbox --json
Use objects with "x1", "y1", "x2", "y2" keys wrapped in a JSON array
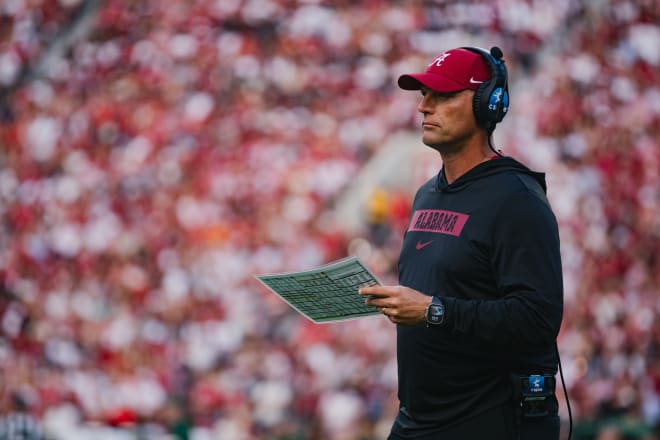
[{"x1": 398, "y1": 48, "x2": 490, "y2": 93}]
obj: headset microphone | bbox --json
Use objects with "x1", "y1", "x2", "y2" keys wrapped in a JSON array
[{"x1": 490, "y1": 46, "x2": 504, "y2": 60}]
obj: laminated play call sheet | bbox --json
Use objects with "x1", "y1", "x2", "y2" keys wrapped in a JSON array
[{"x1": 255, "y1": 257, "x2": 381, "y2": 323}]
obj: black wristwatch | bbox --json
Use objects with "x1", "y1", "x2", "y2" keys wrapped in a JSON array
[{"x1": 425, "y1": 296, "x2": 445, "y2": 326}]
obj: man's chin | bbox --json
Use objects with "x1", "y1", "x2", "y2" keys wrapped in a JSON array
[
  {"x1": 422, "y1": 135, "x2": 440, "y2": 148},
  {"x1": 423, "y1": 139, "x2": 460, "y2": 155},
  {"x1": 422, "y1": 135, "x2": 442, "y2": 148}
]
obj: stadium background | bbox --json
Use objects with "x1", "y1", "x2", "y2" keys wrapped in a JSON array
[{"x1": 0, "y1": 0, "x2": 658, "y2": 439}]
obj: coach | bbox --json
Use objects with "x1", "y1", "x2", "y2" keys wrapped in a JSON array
[{"x1": 359, "y1": 46, "x2": 564, "y2": 440}]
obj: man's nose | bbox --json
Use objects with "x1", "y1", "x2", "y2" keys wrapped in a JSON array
[{"x1": 417, "y1": 95, "x2": 433, "y2": 114}]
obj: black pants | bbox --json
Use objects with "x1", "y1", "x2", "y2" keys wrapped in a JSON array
[{"x1": 387, "y1": 404, "x2": 560, "y2": 440}]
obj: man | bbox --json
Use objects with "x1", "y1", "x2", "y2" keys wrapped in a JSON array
[{"x1": 358, "y1": 47, "x2": 564, "y2": 439}]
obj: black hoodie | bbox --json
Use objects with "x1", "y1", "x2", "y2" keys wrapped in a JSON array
[{"x1": 394, "y1": 156, "x2": 563, "y2": 432}]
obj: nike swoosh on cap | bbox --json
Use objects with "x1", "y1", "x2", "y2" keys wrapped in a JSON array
[
  {"x1": 416, "y1": 240, "x2": 433, "y2": 250},
  {"x1": 469, "y1": 77, "x2": 484, "y2": 84}
]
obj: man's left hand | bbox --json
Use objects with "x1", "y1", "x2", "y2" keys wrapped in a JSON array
[{"x1": 358, "y1": 285, "x2": 432, "y2": 325}]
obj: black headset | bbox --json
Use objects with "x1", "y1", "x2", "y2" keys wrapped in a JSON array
[{"x1": 461, "y1": 46, "x2": 509, "y2": 132}]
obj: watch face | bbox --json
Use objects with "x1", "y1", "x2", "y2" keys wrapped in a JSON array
[{"x1": 427, "y1": 304, "x2": 444, "y2": 324}]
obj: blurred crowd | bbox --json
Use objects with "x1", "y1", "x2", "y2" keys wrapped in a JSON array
[{"x1": 0, "y1": 0, "x2": 658, "y2": 439}]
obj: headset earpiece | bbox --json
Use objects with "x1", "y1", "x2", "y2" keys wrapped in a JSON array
[
  {"x1": 462, "y1": 46, "x2": 509, "y2": 131},
  {"x1": 471, "y1": 82, "x2": 487, "y2": 127}
]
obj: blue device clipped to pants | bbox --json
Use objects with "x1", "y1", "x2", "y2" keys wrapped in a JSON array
[{"x1": 515, "y1": 373, "x2": 556, "y2": 418}]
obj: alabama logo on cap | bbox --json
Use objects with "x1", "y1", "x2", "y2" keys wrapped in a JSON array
[{"x1": 429, "y1": 52, "x2": 451, "y2": 67}]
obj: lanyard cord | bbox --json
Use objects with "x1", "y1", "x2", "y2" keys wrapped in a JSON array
[{"x1": 557, "y1": 343, "x2": 573, "y2": 440}]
